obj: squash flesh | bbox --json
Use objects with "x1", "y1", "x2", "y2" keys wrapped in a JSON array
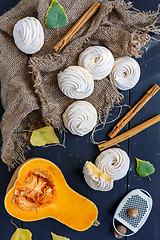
[
  {"x1": 5, "y1": 158, "x2": 98, "y2": 231},
  {"x1": 12, "y1": 169, "x2": 57, "y2": 211}
]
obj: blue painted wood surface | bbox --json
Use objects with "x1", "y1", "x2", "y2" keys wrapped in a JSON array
[{"x1": 0, "y1": 0, "x2": 160, "y2": 239}]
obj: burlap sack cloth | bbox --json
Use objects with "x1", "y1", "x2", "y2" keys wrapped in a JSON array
[{"x1": 0, "y1": 0, "x2": 160, "y2": 168}]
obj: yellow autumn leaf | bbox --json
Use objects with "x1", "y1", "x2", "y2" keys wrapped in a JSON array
[
  {"x1": 30, "y1": 126, "x2": 60, "y2": 146},
  {"x1": 11, "y1": 228, "x2": 32, "y2": 240},
  {"x1": 51, "y1": 232, "x2": 70, "y2": 240}
]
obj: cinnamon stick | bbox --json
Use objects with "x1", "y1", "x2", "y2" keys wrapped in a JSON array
[
  {"x1": 53, "y1": 2, "x2": 100, "y2": 53},
  {"x1": 108, "y1": 84, "x2": 160, "y2": 138},
  {"x1": 98, "y1": 114, "x2": 160, "y2": 151}
]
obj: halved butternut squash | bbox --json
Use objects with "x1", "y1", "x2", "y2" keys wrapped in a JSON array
[{"x1": 5, "y1": 158, "x2": 98, "y2": 231}]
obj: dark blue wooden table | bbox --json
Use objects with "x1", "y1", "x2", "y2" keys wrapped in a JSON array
[{"x1": 0, "y1": 0, "x2": 160, "y2": 239}]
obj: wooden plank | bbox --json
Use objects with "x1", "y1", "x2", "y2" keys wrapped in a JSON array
[
  {"x1": 127, "y1": 0, "x2": 160, "y2": 239},
  {"x1": 0, "y1": 103, "x2": 22, "y2": 238},
  {"x1": 0, "y1": 0, "x2": 20, "y2": 15}
]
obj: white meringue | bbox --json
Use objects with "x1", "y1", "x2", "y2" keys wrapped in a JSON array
[
  {"x1": 13, "y1": 17, "x2": 44, "y2": 54},
  {"x1": 58, "y1": 66, "x2": 94, "y2": 99},
  {"x1": 83, "y1": 161, "x2": 114, "y2": 191},
  {"x1": 109, "y1": 57, "x2": 140, "y2": 90},
  {"x1": 95, "y1": 148, "x2": 130, "y2": 180},
  {"x1": 78, "y1": 46, "x2": 114, "y2": 80},
  {"x1": 62, "y1": 101, "x2": 97, "y2": 136}
]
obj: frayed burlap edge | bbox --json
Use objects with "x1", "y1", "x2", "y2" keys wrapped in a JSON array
[{"x1": 1, "y1": 106, "x2": 40, "y2": 169}]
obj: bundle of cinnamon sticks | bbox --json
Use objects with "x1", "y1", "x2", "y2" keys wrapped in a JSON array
[{"x1": 98, "y1": 84, "x2": 160, "y2": 151}]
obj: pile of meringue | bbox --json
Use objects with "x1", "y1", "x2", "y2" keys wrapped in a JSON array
[
  {"x1": 83, "y1": 148, "x2": 130, "y2": 191},
  {"x1": 58, "y1": 46, "x2": 141, "y2": 99},
  {"x1": 60, "y1": 46, "x2": 140, "y2": 136},
  {"x1": 59, "y1": 46, "x2": 115, "y2": 136},
  {"x1": 13, "y1": 17, "x2": 141, "y2": 137}
]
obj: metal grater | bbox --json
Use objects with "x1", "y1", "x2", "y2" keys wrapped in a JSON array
[{"x1": 113, "y1": 189, "x2": 153, "y2": 237}]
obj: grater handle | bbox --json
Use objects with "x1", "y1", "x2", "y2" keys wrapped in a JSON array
[
  {"x1": 139, "y1": 189, "x2": 152, "y2": 199},
  {"x1": 113, "y1": 217, "x2": 135, "y2": 237}
]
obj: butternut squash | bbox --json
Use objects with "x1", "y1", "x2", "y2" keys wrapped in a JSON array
[{"x1": 5, "y1": 158, "x2": 98, "y2": 231}]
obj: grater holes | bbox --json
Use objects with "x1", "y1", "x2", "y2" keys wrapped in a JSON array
[{"x1": 119, "y1": 195, "x2": 148, "y2": 228}]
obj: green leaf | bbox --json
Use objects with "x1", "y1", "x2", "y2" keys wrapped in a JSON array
[
  {"x1": 45, "y1": 0, "x2": 68, "y2": 29},
  {"x1": 30, "y1": 126, "x2": 60, "y2": 146},
  {"x1": 136, "y1": 158, "x2": 155, "y2": 180},
  {"x1": 51, "y1": 232, "x2": 70, "y2": 240}
]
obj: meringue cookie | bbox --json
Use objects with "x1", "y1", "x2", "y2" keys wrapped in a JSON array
[
  {"x1": 83, "y1": 161, "x2": 114, "y2": 191},
  {"x1": 62, "y1": 101, "x2": 97, "y2": 136},
  {"x1": 95, "y1": 148, "x2": 130, "y2": 180},
  {"x1": 78, "y1": 46, "x2": 114, "y2": 80},
  {"x1": 109, "y1": 57, "x2": 140, "y2": 90},
  {"x1": 13, "y1": 17, "x2": 44, "y2": 54},
  {"x1": 58, "y1": 66, "x2": 94, "y2": 99}
]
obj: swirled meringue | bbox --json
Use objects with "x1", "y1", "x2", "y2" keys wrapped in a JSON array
[
  {"x1": 95, "y1": 148, "x2": 130, "y2": 180},
  {"x1": 109, "y1": 57, "x2": 140, "y2": 90},
  {"x1": 13, "y1": 17, "x2": 44, "y2": 54},
  {"x1": 62, "y1": 101, "x2": 97, "y2": 136},
  {"x1": 78, "y1": 46, "x2": 114, "y2": 80},
  {"x1": 58, "y1": 66, "x2": 94, "y2": 99},
  {"x1": 83, "y1": 161, "x2": 114, "y2": 191}
]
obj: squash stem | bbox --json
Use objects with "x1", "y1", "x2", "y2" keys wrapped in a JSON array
[{"x1": 92, "y1": 219, "x2": 100, "y2": 227}]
